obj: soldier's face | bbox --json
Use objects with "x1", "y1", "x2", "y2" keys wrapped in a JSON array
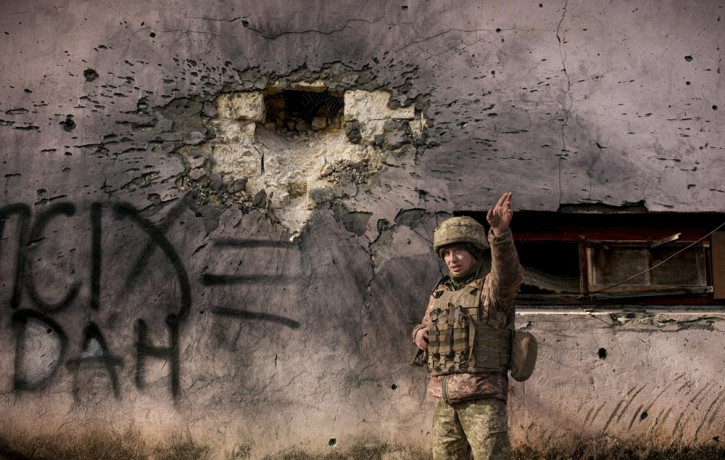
[{"x1": 442, "y1": 245, "x2": 476, "y2": 277}]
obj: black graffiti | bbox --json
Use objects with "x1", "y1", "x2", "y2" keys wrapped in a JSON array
[
  {"x1": 213, "y1": 307, "x2": 301, "y2": 329},
  {"x1": 25, "y1": 202, "x2": 81, "y2": 312},
  {"x1": 0, "y1": 204, "x2": 31, "y2": 309},
  {"x1": 90, "y1": 202, "x2": 102, "y2": 310},
  {"x1": 3, "y1": 200, "x2": 301, "y2": 401},
  {"x1": 66, "y1": 322, "x2": 123, "y2": 401},
  {"x1": 12, "y1": 309, "x2": 68, "y2": 391},
  {"x1": 2, "y1": 201, "x2": 191, "y2": 318},
  {"x1": 201, "y1": 239, "x2": 295, "y2": 286},
  {"x1": 135, "y1": 318, "x2": 180, "y2": 398},
  {"x1": 113, "y1": 202, "x2": 191, "y2": 322},
  {"x1": 202, "y1": 273, "x2": 288, "y2": 285},
  {"x1": 123, "y1": 195, "x2": 190, "y2": 292},
  {"x1": 213, "y1": 239, "x2": 295, "y2": 248},
  {"x1": 3, "y1": 201, "x2": 190, "y2": 399}
]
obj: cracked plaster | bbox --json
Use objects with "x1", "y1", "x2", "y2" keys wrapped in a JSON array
[{"x1": 175, "y1": 88, "x2": 425, "y2": 236}]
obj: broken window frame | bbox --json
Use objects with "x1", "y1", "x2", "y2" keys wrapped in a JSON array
[
  {"x1": 585, "y1": 240, "x2": 710, "y2": 295},
  {"x1": 460, "y1": 211, "x2": 725, "y2": 306}
]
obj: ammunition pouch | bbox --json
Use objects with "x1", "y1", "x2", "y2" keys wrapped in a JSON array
[
  {"x1": 422, "y1": 277, "x2": 538, "y2": 381},
  {"x1": 509, "y1": 330, "x2": 537, "y2": 382}
]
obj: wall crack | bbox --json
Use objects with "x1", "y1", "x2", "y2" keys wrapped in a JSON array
[
  {"x1": 225, "y1": 15, "x2": 386, "y2": 41},
  {"x1": 556, "y1": 0, "x2": 572, "y2": 206}
]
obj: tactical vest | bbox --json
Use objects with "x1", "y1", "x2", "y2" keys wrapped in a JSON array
[{"x1": 426, "y1": 277, "x2": 512, "y2": 377}]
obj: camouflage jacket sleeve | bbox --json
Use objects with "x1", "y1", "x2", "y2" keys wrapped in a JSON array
[
  {"x1": 482, "y1": 227, "x2": 523, "y2": 321},
  {"x1": 411, "y1": 295, "x2": 435, "y2": 342}
]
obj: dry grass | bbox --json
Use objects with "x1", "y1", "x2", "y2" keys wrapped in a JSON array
[
  {"x1": 2, "y1": 431, "x2": 723, "y2": 460},
  {"x1": 511, "y1": 438, "x2": 725, "y2": 460},
  {"x1": 262, "y1": 441, "x2": 429, "y2": 460},
  {"x1": 0, "y1": 430, "x2": 209, "y2": 460}
]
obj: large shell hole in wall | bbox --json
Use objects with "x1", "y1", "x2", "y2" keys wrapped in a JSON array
[{"x1": 264, "y1": 89, "x2": 343, "y2": 135}]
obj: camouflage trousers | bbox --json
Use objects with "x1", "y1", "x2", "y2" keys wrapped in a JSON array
[{"x1": 432, "y1": 398, "x2": 510, "y2": 460}]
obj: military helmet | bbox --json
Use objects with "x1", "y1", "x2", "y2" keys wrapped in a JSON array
[{"x1": 433, "y1": 216, "x2": 489, "y2": 257}]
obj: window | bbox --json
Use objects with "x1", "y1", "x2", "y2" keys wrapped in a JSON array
[
  {"x1": 586, "y1": 241, "x2": 709, "y2": 294},
  {"x1": 462, "y1": 211, "x2": 725, "y2": 305}
]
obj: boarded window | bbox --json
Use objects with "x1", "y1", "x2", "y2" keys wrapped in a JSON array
[
  {"x1": 586, "y1": 242, "x2": 709, "y2": 293},
  {"x1": 714, "y1": 232, "x2": 725, "y2": 299}
]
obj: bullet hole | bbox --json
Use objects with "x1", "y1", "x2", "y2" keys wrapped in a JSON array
[
  {"x1": 242, "y1": 20, "x2": 250, "y2": 27},
  {"x1": 684, "y1": 55, "x2": 693, "y2": 62},
  {"x1": 402, "y1": 5, "x2": 408, "y2": 10},
  {"x1": 713, "y1": 105, "x2": 718, "y2": 110},
  {"x1": 200, "y1": 310, "x2": 205, "y2": 315},
  {"x1": 685, "y1": 81, "x2": 691, "y2": 85},
  {"x1": 714, "y1": 436, "x2": 720, "y2": 442},
  {"x1": 496, "y1": 28, "x2": 502, "y2": 33},
  {"x1": 24, "y1": 89, "x2": 32, "y2": 93},
  {"x1": 60, "y1": 115, "x2": 76, "y2": 131},
  {"x1": 328, "y1": 438, "x2": 337, "y2": 447},
  {"x1": 83, "y1": 68, "x2": 99, "y2": 82},
  {"x1": 491, "y1": 70, "x2": 496, "y2": 75},
  {"x1": 539, "y1": 3, "x2": 543, "y2": 6},
  {"x1": 598, "y1": 348, "x2": 607, "y2": 359},
  {"x1": 391, "y1": 384, "x2": 398, "y2": 390},
  {"x1": 46, "y1": 328, "x2": 53, "y2": 334},
  {"x1": 640, "y1": 410, "x2": 648, "y2": 420},
  {"x1": 149, "y1": 32, "x2": 156, "y2": 38}
]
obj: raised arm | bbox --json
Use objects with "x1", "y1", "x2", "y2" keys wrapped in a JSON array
[{"x1": 485, "y1": 192, "x2": 523, "y2": 310}]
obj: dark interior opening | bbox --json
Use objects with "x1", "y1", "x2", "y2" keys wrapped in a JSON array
[
  {"x1": 264, "y1": 89, "x2": 343, "y2": 133},
  {"x1": 517, "y1": 241, "x2": 580, "y2": 294}
]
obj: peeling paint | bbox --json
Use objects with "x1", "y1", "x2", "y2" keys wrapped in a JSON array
[{"x1": 610, "y1": 312, "x2": 721, "y2": 331}]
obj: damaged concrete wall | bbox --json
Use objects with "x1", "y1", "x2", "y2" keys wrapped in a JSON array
[{"x1": 0, "y1": 0, "x2": 723, "y2": 458}]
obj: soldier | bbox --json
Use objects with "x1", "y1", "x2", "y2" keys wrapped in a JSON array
[{"x1": 412, "y1": 192, "x2": 523, "y2": 460}]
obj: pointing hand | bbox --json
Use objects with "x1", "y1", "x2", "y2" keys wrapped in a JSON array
[{"x1": 486, "y1": 192, "x2": 514, "y2": 236}]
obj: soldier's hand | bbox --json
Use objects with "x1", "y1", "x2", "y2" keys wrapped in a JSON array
[
  {"x1": 414, "y1": 328, "x2": 429, "y2": 350},
  {"x1": 487, "y1": 192, "x2": 514, "y2": 236}
]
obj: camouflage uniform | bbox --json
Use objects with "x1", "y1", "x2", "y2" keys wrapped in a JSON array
[
  {"x1": 433, "y1": 398, "x2": 510, "y2": 460},
  {"x1": 412, "y1": 228, "x2": 523, "y2": 460}
]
